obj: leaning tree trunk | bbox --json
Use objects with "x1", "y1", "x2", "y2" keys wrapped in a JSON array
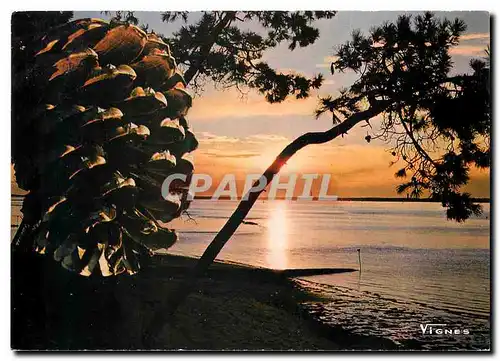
[
  {"x1": 142, "y1": 101, "x2": 389, "y2": 346},
  {"x1": 12, "y1": 18, "x2": 197, "y2": 348}
]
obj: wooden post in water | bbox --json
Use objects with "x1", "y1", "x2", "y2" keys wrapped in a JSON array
[{"x1": 357, "y1": 248, "x2": 362, "y2": 272}]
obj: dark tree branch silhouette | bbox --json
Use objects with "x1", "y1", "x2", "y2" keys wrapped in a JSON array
[
  {"x1": 143, "y1": 12, "x2": 490, "y2": 346},
  {"x1": 159, "y1": 11, "x2": 336, "y2": 101},
  {"x1": 11, "y1": 11, "x2": 490, "y2": 349},
  {"x1": 11, "y1": 11, "x2": 341, "y2": 347},
  {"x1": 181, "y1": 12, "x2": 237, "y2": 84},
  {"x1": 142, "y1": 100, "x2": 389, "y2": 345}
]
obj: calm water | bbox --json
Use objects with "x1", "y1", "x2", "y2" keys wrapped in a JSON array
[
  {"x1": 167, "y1": 200, "x2": 491, "y2": 350},
  {"x1": 11, "y1": 198, "x2": 490, "y2": 349}
]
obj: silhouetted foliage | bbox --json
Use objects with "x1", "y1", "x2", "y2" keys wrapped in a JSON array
[
  {"x1": 153, "y1": 11, "x2": 335, "y2": 102},
  {"x1": 105, "y1": 11, "x2": 139, "y2": 25},
  {"x1": 316, "y1": 12, "x2": 490, "y2": 221},
  {"x1": 106, "y1": 11, "x2": 336, "y2": 101}
]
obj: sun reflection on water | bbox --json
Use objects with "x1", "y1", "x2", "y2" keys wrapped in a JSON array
[{"x1": 267, "y1": 202, "x2": 288, "y2": 269}]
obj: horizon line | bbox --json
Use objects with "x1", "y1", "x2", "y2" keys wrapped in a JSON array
[{"x1": 11, "y1": 194, "x2": 490, "y2": 203}]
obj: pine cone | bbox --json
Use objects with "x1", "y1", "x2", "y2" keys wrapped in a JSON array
[{"x1": 12, "y1": 18, "x2": 198, "y2": 276}]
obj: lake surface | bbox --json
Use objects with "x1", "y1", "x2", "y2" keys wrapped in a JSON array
[
  {"x1": 11, "y1": 197, "x2": 490, "y2": 349},
  {"x1": 166, "y1": 199, "x2": 491, "y2": 350}
]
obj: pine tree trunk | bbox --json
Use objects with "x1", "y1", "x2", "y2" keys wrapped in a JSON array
[{"x1": 143, "y1": 101, "x2": 389, "y2": 346}]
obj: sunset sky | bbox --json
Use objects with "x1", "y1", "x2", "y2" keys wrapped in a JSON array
[{"x1": 12, "y1": 11, "x2": 491, "y2": 198}]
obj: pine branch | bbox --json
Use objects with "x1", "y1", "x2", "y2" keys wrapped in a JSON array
[
  {"x1": 142, "y1": 99, "x2": 389, "y2": 347},
  {"x1": 183, "y1": 11, "x2": 236, "y2": 84}
]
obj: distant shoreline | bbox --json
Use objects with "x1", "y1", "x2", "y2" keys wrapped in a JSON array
[
  {"x1": 188, "y1": 196, "x2": 491, "y2": 203},
  {"x1": 11, "y1": 194, "x2": 490, "y2": 203}
]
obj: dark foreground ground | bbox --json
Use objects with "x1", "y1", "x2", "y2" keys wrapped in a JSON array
[{"x1": 12, "y1": 252, "x2": 399, "y2": 351}]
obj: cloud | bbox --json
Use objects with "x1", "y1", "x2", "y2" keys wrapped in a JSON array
[
  {"x1": 198, "y1": 133, "x2": 290, "y2": 146},
  {"x1": 197, "y1": 133, "x2": 289, "y2": 156},
  {"x1": 198, "y1": 132, "x2": 240, "y2": 143},
  {"x1": 194, "y1": 137, "x2": 417, "y2": 197},
  {"x1": 449, "y1": 33, "x2": 490, "y2": 56},
  {"x1": 246, "y1": 134, "x2": 289, "y2": 143},
  {"x1": 322, "y1": 79, "x2": 336, "y2": 86},
  {"x1": 189, "y1": 89, "x2": 318, "y2": 121},
  {"x1": 460, "y1": 33, "x2": 490, "y2": 42},
  {"x1": 324, "y1": 56, "x2": 340, "y2": 62},
  {"x1": 202, "y1": 151, "x2": 261, "y2": 159},
  {"x1": 314, "y1": 35, "x2": 490, "y2": 62},
  {"x1": 449, "y1": 45, "x2": 489, "y2": 56},
  {"x1": 315, "y1": 55, "x2": 339, "y2": 69}
]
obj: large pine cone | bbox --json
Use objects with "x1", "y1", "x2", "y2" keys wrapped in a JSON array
[{"x1": 12, "y1": 18, "x2": 198, "y2": 276}]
